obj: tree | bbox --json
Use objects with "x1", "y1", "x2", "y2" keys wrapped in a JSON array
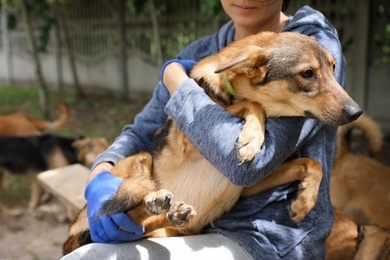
[
  {"x1": 52, "y1": 0, "x2": 86, "y2": 99},
  {"x1": 127, "y1": 0, "x2": 163, "y2": 68},
  {"x1": 18, "y1": 0, "x2": 50, "y2": 117}
]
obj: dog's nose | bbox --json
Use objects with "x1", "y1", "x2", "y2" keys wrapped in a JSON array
[{"x1": 343, "y1": 105, "x2": 363, "y2": 122}]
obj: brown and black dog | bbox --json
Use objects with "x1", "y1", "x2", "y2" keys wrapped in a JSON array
[
  {"x1": 0, "y1": 134, "x2": 109, "y2": 212},
  {"x1": 331, "y1": 114, "x2": 390, "y2": 227},
  {"x1": 0, "y1": 103, "x2": 70, "y2": 136},
  {"x1": 64, "y1": 31, "x2": 362, "y2": 254}
]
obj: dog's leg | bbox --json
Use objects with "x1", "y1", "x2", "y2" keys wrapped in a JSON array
[
  {"x1": 226, "y1": 100, "x2": 266, "y2": 163},
  {"x1": 63, "y1": 206, "x2": 92, "y2": 255},
  {"x1": 242, "y1": 158, "x2": 323, "y2": 223},
  {"x1": 111, "y1": 152, "x2": 153, "y2": 179},
  {"x1": 98, "y1": 154, "x2": 196, "y2": 235},
  {"x1": 64, "y1": 153, "x2": 157, "y2": 254},
  {"x1": 29, "y1": 178, "x2": 44, "y2": 212},
  {"x1": 126, "y1": 189, "x2": 196, "y2": 236},
  {"x1": 98, "y1": 152, "x2": 158, "y2": 216}
]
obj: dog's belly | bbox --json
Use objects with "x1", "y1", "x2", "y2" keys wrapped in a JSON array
[{"x1": 153, "y1": 155, "x2": 243, "y2": 234}]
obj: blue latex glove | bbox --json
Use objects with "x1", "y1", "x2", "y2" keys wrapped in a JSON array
[
  {"x1": 85, "y1": 170, "x2": 145, "y2": 243},
  {"x1": 160, "y1": 59, "x2": 197, "y2": 88}
]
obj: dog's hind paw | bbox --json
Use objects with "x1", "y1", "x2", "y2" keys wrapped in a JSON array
[
  {"x1": 145, "y1": 189, "x2": 173, "y2": 215},
  {"x1": 167, "y1": 202, "x2": 196, "y2": 228}
]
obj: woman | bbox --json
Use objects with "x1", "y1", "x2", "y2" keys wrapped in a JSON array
[{"x1": 63, "y1": 1, "x2": 345, "y2": 259}]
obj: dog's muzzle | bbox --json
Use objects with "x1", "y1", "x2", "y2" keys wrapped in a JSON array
[{"x1": 343, "y1": 105, "x2": 363, "y2": 122}]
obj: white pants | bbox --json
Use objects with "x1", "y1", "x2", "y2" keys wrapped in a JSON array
[{"x1": 61, "y1": 233, "x2": 253, "y2": 260}]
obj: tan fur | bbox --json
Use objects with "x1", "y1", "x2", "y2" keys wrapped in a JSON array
[
  {"x1": 330, "y1": 114, "x2": 390, "y2": 227},
  {"x1": 72, "y1": 138, "x2": 110, "y2": 167},
  {"x1": 325, "y1": 208, "x2": 358, "y2": 260},
  {"x1": 354, "y1": 225, "x2": 390, "y2": 260},
  {"x1": 326, "y1": 208, "x2": 390, "y2": 260},
  {"x1": 0, "y1": 103, "x2": 70, "y2": 136},
  {"x1": 64, "y1": 31, "x2": 362, "y2": 254}
]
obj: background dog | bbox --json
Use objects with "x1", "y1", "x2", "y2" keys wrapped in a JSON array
[
  {"x1": 0, "y1": 134, "x2": 108, "y2": 212},
  {"x1": 325, "y1": 207, "x2": 390, "y2": 260},
  {"x1": 330, "y1": 114, "x2": 390, "y2": 227},
  {"x1": 64, "y1": 31, "x2": 362, "y2": 254},
  {"x1": 0, "y1": 103, "x2": 70, "y2": 136},
  {"x1": 325, "y1": 208, "x2": 358, "y2": 260}
]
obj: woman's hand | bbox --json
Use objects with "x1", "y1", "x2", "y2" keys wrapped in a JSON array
[
  {"x1": 85, "y1": 170, "x2": 145, "y2": 243},
  {"x1": 161, "y1": 59, "x2": 197, "y2": 95},
  {"x1": 88, "y1": 162, "x2": 113, "y2": 183}
]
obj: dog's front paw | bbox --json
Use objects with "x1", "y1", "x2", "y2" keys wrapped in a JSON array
[
  {"x1": 236, "y1": 123, "x2": 265, "y2": 163},
  {"x1": 167, "y1": 202, "x2": 196, "y2": 228},
  {"x1": 145, "y1": 189, "x2": 173, "y2": 215}
]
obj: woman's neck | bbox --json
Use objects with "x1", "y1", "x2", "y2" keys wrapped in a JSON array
[{"x1": 234, "y1": 12, "x2": 289, "y2": 40}]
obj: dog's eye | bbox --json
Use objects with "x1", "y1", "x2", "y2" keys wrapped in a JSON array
[{"x1": 300, "y1": 70, "x2": 314, "y2": 79}]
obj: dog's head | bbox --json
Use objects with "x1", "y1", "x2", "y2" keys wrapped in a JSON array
[
  {"x1": 72, "y1": 137, "x2": 109, "y2": 167},
  {"x1": 191, "y1": 31, "x2": 362, "y2": 126},
  {"x1": 354, "y1": 225, "x2": 390, "y2": 260}
]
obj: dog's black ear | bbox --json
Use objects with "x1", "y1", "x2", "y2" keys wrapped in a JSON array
[{"x1": 214, "y1": 46, "x2": 268, "y2": 74}]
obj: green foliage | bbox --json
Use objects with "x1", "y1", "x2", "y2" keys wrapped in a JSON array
[
  {"x1": 200, "y1": 0, "x2": 223, "y2": 18},
  {"x1": 24, "y1": 0, "x2": 55, "y2": 53},
  {"x1": 6, "y1": 12, "x2": 17, "y2": 29},
  {"x1": 374, "y1": 4, "x2": 390, "y2": 64},
  {"x1": 2, "y1": 0, "x2": 55, "y2": 53},
  {"x1": 127, "y1": 0, "x2": 147, "y2": 16},
  {"x1": 0, "y1": 0, "x2": 17, "y2": 9}
]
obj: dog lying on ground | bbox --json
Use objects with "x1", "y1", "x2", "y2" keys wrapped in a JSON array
[
  {"x1": 354, "y1": 224, "x2": 390, "y2": 260},
  {"x1": 330, "y1": 114, "x2": 390, "y2": 227},
  {"x1": 326, "y1": 208, "x2": 390, "y2": 260},
  {"x1": 325, "y1": 208, "x2": 358, "y2": 260},
  {"x1": 0, "y1": 134, "x2": 109, "y2": 212},
  {"x1": 64, "y1": 31, "x2": 362, "y2": 254},
  {"x1": 0, "y1": 103, "x2": 70, "y2": 136}
]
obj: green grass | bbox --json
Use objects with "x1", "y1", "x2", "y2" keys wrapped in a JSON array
[
  {"x1": 0, "y1": 85, "x2": 40, "y2": 115},
  {"x1": 0, "y1": 84, "x2": 150, "y2": 207}
]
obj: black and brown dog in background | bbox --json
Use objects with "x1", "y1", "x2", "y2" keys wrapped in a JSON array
[
  {"x1": 0, "y1": 134, "x2": 109, "y2": 212},
  {"x1": 0, "y1": 103, "x2": 70, "y2": 136},
  {"x1": 64, "y1": 31, "x2": 362, "y2": 254}
]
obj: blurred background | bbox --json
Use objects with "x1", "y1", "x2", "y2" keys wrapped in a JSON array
[
  {"x1": 0, "y1": 1, "x2": 389, "y2": 259},
  {"x1": 0, "y1": 0, "x2": 389, "y2": 131}
]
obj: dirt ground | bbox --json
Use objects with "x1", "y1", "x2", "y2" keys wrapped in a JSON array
[
  {"x1": 0, "y1": 206, "x2": 69, "y2": 260},
  {"x1": 0, "y1": 127, "x2": 389, "y2": 260}
]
